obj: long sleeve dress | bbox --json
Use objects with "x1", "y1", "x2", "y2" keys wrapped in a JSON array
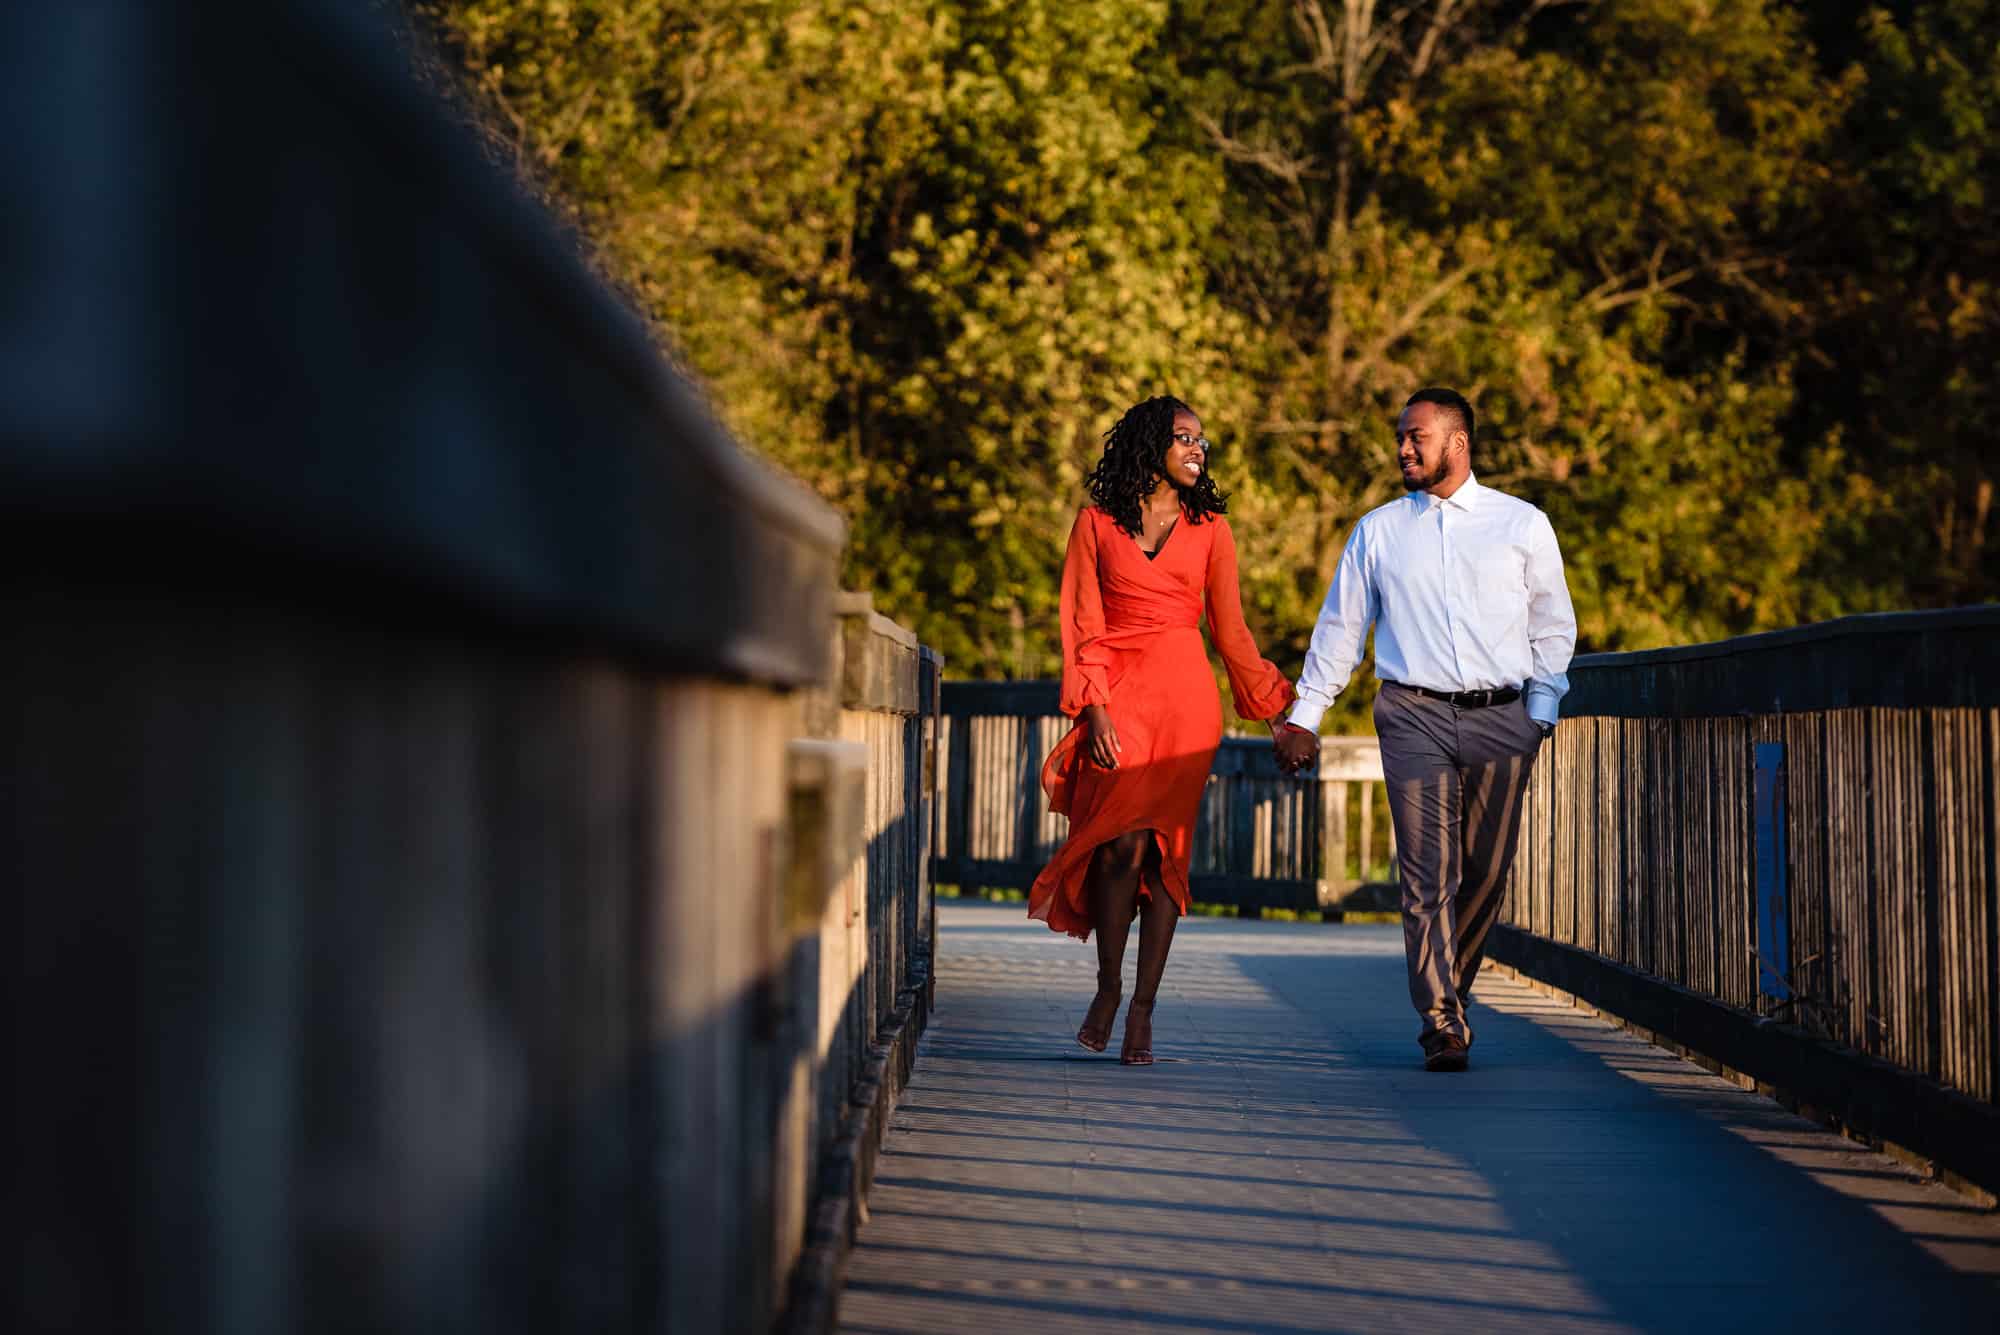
[{"x1": 1028, "y1": 505, "x2": 1295, "y2": 939}]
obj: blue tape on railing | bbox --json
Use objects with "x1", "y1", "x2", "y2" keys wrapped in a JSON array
[{"x1": 1754, "y1": 742, "x2": 1792, "y2": 1000}]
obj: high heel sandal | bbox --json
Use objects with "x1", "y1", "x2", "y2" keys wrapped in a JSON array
[
  {"x1": 1076, "y1": 987, "x2": 1121, "y2": 1053},
  {"x1": 1120, "y1": 998, "x2": 1155, "y2": 1065}
]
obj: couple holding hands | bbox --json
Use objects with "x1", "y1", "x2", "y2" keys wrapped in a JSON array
[{"x1": 1027, "y1": 389, "x2": 1577, "y2": 1071}]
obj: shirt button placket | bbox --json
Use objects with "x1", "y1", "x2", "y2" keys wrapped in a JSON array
[{"x1": 1441, "y1": 503, "x2": 1466, "y2": 687}]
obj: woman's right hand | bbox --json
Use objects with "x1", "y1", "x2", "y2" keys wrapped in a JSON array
[{"x1": 1081, "y1": 704, "x2": 1121, "y2": 769}]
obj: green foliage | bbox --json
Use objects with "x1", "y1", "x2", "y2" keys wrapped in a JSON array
[
  {"x1": 1789, "y1": 0, "x2": 2000, "y2": 608},
  {"x1": 836, "y1": 0, "x2": 1256, "y2": 675},
  {"x1": 411, "y1": 0, "x2": 2000, "y2": 718},
  {"x1": 1164, "y1": 0, "x2": 1865, "y2": 670}
]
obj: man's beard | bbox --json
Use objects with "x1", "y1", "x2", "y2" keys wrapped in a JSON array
[{"x1": 1401, "y1": 457, "x2": 1448, "y2": 492}]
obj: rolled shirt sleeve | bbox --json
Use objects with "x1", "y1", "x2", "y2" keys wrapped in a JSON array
[{"x1": 1522, "y1": 509, "x2": 1577, "y2": 726}]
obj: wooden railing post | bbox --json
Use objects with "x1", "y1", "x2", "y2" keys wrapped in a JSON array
[
  {"x1": 1319, "y1": 779, "x2": 1350, "y2": 908},
  {"x1": 944, "y1": 714, "x2": 972, "y2": 878},
  {"x1": 916, "y1": 648, "x2": 943, "y2": 1013},
  {"x1": 1315, "y1": 738, "x2": 1387, "y2": 913},
  {"x1": 1359, "y1": 783, "x2": 1375, "y2": 886}
]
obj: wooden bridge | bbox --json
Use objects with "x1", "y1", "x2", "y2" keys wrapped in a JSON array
[
  {"x1": 7, "y1": 5, "x2": 1998, "y2": 1333},
  {"x1": 840, "y1": 900, "x2": 2000, "y2": 1332},
  {"x1": 838, "y1": 612, "x2": 2000, "y2": 1331}
]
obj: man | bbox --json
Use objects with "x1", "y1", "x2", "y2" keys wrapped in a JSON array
[{"x1": 1273, "y1": 388, "x2": 1576, "y2": 1072}]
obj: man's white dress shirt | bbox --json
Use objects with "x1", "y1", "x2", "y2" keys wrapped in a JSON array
[{"x1": 1287, "y1": 474, "x2": 1578, "y2": 732}]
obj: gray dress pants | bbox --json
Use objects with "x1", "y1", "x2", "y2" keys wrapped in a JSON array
[{"x1": 1373, "y1": 682, "x2": 1544, "y2": 1046}]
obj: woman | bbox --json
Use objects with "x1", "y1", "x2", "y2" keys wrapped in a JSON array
[{"x1": 1028, "y1": 395, "x2": 1295, "y2": 1064}]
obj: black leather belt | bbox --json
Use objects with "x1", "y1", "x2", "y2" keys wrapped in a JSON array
[{"x1": 1390, "y1": 681, "x2": 1520, "y2": 709}]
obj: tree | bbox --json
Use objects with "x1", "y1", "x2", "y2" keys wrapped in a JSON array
[
  {"x1": 408, "y1": 0, "x2": 1999, "y2": 707},
  {"x1": 1788, "y1": 0, "x2": 2000, "y2": 608},
  {"x1": 415, "y1": 0, "x2": 1264, "y2": 683},
  {"x1": 1164, "y1": 0, "x2": 1856, "y2": 676},
  {"x1": 834, "y1": 0, "x2": 1258, "y2": 675},
  {"x1": 412, "y1": 0, "x2": 948, "y2": 489}
]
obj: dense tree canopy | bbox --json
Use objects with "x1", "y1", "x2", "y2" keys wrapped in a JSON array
[{"x1": 412, "y1": 0, "x2": 1999, "y2": 728}]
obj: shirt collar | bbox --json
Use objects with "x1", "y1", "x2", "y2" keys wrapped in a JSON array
[{"x1": 1413, "y1": 473, "x2": 1484, "y2": 512}]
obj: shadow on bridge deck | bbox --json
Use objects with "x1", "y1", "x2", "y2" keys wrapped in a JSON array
[{"x1": 837, "y1": 901, "x2": 2000, "y2": 1334}]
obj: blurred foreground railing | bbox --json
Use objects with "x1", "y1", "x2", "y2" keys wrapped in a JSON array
[
  {"x1": 3, "y1": 5, "x2": 932, "y2": 1333},
  {"x1": 785, "y1": 596, "x2": 940, "y2": 1329},
  {"x1": 1495, "y1": 606, "x2": 2000, "y2": 1197},
  {"x1": 935, "y1": 681, "x2": 1395, "y2": 915}
]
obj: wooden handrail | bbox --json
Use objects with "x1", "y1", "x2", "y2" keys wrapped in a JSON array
[{"x1": 1494, "y1": 604, "x2": 2000, "y2": 1196}]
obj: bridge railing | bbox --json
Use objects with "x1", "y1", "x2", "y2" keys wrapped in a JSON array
[
  {"x1": 784, "y1": 595, "x2": 941, "y2": 1330},
  {"x1": 935, "y1": 681, "x2": 1395, "y2": 914},
  {"x1": 2, "y1": 5, "x2": 934, "y2": 1333},
  {"x1": 1493, "y1": 606, "x2": 2000, "y2": 1197}
]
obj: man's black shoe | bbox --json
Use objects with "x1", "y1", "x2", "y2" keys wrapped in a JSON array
[{"x1": 1423, "y1": 1034, "x2": 1470, "y2": 1073}]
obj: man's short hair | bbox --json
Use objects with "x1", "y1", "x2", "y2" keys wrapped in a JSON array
[{"x1": 1406, "y1": 387, "x2": 1474, "y2": 450}]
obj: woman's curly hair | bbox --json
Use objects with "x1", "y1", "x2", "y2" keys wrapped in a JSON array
[{"x1": 1084, "y1": 394, "x2": 1228, "y2": 537}]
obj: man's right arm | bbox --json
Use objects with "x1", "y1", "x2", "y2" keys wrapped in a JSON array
[
  {"x1": 1286, "y1": 524, "x2": 1376, "y2": 735},
  {"x1": 1522, "y1": 508, "x2": 1576, "y2": 730}
]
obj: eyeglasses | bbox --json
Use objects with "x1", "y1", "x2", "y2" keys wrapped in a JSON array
[{"x1": 1171, "y1": 431, "x2": 1212, "y2": 451}]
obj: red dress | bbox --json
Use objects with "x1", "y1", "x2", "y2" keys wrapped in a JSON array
[{"x1": 1028, "y1": 506, "x2": 1294, "y2": 939}]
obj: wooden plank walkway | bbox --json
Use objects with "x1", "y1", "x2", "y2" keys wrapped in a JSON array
[{"x1": 838, "y1": 901, "x2": 2000, "y2": 1334}]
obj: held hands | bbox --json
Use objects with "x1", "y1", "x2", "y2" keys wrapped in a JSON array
[
  {"x1": 1081, "y1": 704, "x2": 1122, "y2": 769},
  {"x1": 1272, "y1": 719, "x2": 1319, "y2": 776}
]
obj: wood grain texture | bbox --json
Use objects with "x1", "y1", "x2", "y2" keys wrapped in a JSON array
[{"x1": 6, "y1": 580, "x2": 941, "y2": 1335}]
